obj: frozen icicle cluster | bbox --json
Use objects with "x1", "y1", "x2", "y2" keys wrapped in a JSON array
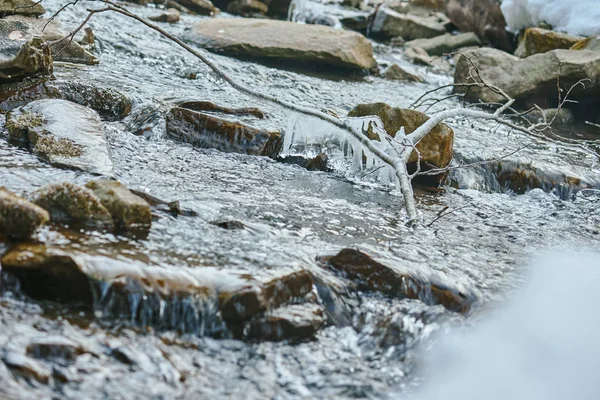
[
  {"x1": 282, "y1": 112, "x2": 404, "y2": 188},
  {"x1": 501, "y1": 0, "x2": 600, "y2": 36}
]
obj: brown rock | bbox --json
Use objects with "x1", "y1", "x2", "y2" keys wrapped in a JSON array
[
  {"x1": 319, "y1": 248, "x2": 475, "y2": 313},
  {"x1": 186, "y1": 18, "x2": 377, "y2": 72},
  {"x1": 381, "y1": 63, "x2": 424, "y2": 82},
  {"x1": 0, "y1": 187, "x2": 49, "y2": 239},
  {"x1": 226, "y1": 0, "x2": 268, "y2": 16},
  {"x1": 347, "y1": 102, "x2": 454, "y2": 170},
  {"x1": 515, "y1": 28, "x2": 584, "y2": 58},
  {"x1": 244, "y1": 304, "x2": 324, "y2": 342},
  {"x1": 0, "y1": 0, "x2": 44, "y2": 17},
  {"x1": 166, "y1": 107, "x2": 283, "y2": 158},
  {"x1": 371, "y1": 6, "x2": 448, "y2": 40},
  {"x1": 149, "y1": 8, "x2": 181, "y2": 23},
  {"x1": 175, "y1": 0, "x2": 219, "y2": 15}
]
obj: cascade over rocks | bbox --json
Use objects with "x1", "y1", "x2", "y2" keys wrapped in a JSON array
[
  {"x1": 347, "y1": 102, "x2": 454, "y2": 171},
  {"x1": 185, "y1": 18, "x2": 377, "y2": 72},
  {"x1": 319, "y1": 248, "x2": 475, "y2": 313},
  {"x1": 454, "y1": 48, "x2": 600, "y2": 116},
  {"x1": 0, "y1": 187, "x2": 49, "y2": 240},
  {"x1": 6, "y1": 99, "x2": 115, "y2": 177},
  {"x1": 166, "y1": 106, "x2": 282, "y2": 158}
]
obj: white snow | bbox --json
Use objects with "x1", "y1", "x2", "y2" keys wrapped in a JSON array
[{"x1": 501, "y1": 0, "x2": 600, "y2": 37}]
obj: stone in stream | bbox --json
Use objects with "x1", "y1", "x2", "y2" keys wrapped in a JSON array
[
  {"x1": 177, "y1": 100, "x2": 265, "y2": 119},
  {"x1": 1, "y1": 16, "x2": 98, "y2": 66},
  {"x1": 227, "y1": 0, "x2": 268, "y2": 16},
  {"x1": 31, "y1": 182, "x2": 115, "y2": 230},
  {"x1": 319, "y1": 249, "x2": 475, "y2": 314},
  {"x1": 0, "y1": 187, "x2": 49, "y2": 240},
  {"x1": 444, "y1": 0, "x2": 514, "y2": 53},
  {"x1": 175, "y1": 0, "x2": 220, "y2": 15},
  {"x1": 26, "y1": 336, "x2": 97, "y2": 360},
  {"x1": 404, "y1": 32, "x2": 482, "y2": 56},
  {"x1": 347, "y1": 102, "x2": 454, "y2": 173},
  {"x1": 0, "y1": 33, "x2": 51, "y2": 83},
  {"x1": 369, "y1": 6, "x2": 448, "y2": 40},
  {"x1": 1, "y1": 246, "x2": 316, "y2": 338},
  {"x1": 572, "y1": 36, "x2": 600, "y2": 52},
  {"x1": 515, "y1": 28, "x2": 584, "y2": 58},
  {"x1": 380, "y1": 63, "x2": 424, "y2": 82},
  {"x1": 275, "y1": 153, "x2": 330, "y2": 172},
  {"x1": 0, "y1": 80, "x2": 132, "y2": 121},
  {"x1": 185, "y1": 18, "x2": 377, "y2": 72},
  {"x1": 453, "y1": 48, "x2": 600, "y2": 115},
  {"x1": 0, "y1": 0, "x2": 45, "y2": 16},
  {"x1": 85, "y1": 179, "x2": 152, "y2": 233},
  {"x1": 244, "y1": 304, "x2": 324, "y2": 342},
  {"x1": 166, "y1": 106, "x2": 282, "y2": 158},
  {"x1": 6, "y1": 99, "x2": 115, "y2": 177},
  {"x1": 149, "y1": 8, "x2": 181, "y2": 23},
  {"x1": 1, "y1": 351, "x2": 51, "y2": 384}
]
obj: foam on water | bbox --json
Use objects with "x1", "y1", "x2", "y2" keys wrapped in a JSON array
[{"x1": 410, "y1": 251, "x2": 600, "y2": 400}]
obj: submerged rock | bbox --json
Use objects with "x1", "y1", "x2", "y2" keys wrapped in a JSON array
[
  {"x1": 149, "y1": 8, "x2": 181, "y2": 23},
  {"x1": 444, "y1": 0, "x2": 514, "y2": 52},
  {"x1": 319, "y1": 248, "x2": 475, "y2": 313},
  {"x1": 186, "y1": 18, "x2": 377, "y2": 72},
  {"x1": 515, "y1": 28, "x2": 584, "y2": 58},
  {"x1": 85, "y1": 179, "x2": 152, "y2": 233},
  {"x1": 244, "y1": 304, "x2": 324, "y2": 342},
  {"x1": 1, "y1": 351, "x2": 51, "y2": 384},
  {"x1": 454, "y1": 48, "x2": 600, "y2": 113},
  {"x1": 31, "y1": 182, "x2": 114, "y2": 230},
  {"x1": 347, "y1": 102, "x2": 454, "y2": 171},
  {"x1": 166, "y1": 107, "x2": 282, "y2": 158},
  {"x1": 0, "y1": 0, "x2": 45, "y2": 16},
  {"x1": 370, "y1": 6, "x2": 448, "y2": 40},
  {"x1": 0, "y1": 80, "x2": 132, "y2": 121},
  {"x1": 0, "y1": 187, "x2": 49, "y2": 240},
  {"x1": 404, "y1": 32, "x2": 482, "y2": 56},
  {"x1": 6, "y1": 99, "x2": 115, "y2": 177},
  {"x1": 27, "y1": 336, "x2": 96, "y2": 360}
]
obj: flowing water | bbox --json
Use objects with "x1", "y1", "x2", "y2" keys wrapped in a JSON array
[{"x1": 0, "y1": 0, "x2": 599, "y2": 398}]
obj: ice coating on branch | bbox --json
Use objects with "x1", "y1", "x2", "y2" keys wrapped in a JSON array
[{"x1": 501, "y1": 0, "x2": 600, "y2": 36}]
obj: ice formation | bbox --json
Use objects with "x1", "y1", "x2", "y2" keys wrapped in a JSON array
[{"x1": 501, "y1": 0, "x2": 600, "y2": 37}]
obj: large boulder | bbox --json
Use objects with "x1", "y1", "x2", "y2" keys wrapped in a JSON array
[
  {"x1": 515, "y1": 28, "x2": 584, "y2": 58},
  {"x1": 370, "y1": 6, "x2": 448, "y2": 40},
  {"x1": 185, "y1": 18, "x2": 376, "y2": 72},
  {"x1": 347, "y1": 102, "x2": 454, "y2": 170},
  {"x1": 454, "y1": 48, "x2": 600, "y2": 113},
  {"x1": 31, "y1": 182, "x2": 114, "y2": 230},
  {"x1": 0, "y1": 0, "x2": 44, "y2": 17},
  {"x1": 0, "y1": 187, "x2": 49, "y2": 240},
  {"x1": 166, "y1": 106, "x2": 282, "y2": 158},
  {"x1": 404, "y1": 32, "x2": 481, "y2": 56},
  {"x1": 6, "y1": 99, "x2": 115, "y2": 177},
  {"x1": 444, "y1": 0, "x2": 514, "y2": 52},
  {"x1": 85, "y1": 179, "x2": 152, "y2": 233}
]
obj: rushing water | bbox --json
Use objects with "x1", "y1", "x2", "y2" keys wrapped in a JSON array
[{"x1": 0, "y1": 0, "x2": 599, "y2": 398}]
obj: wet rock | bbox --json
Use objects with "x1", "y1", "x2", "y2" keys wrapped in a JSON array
[
  {"x1": 212, "y1": 220, "x2": 246, "y2": 230},
  {"x1": 128, "y1": 188, "x2": 197, "y2": 217},
  {"x1": 149, "y1": 8, "x2": 181, "y2": 23},
  {"x1": 227, "y1": 0, "x2": 268, "y2": 16},
  {"x1": 515, "y1": 28, "x2": 584, "y2": 58},
  {"x1": 244, "y1": 304, "x2": 324, "y2": 342},
  {"x1": 319, "y1": 248, "x2": 474, "y2": 313},
  {"x1": 0, "y1": 33, "x2": 51, "y2": 83},
  {"x1": 347, "y1": 102, "x2": 454, "y2": 170},
  {"x1": 0, "y1": 0, "x2": 44, "y2": 16},
  {"x1": 381, "y1": 63, "x2": 424, "y2": 82},
  {"x1": 444, "y1": 0, "x2": 514, "y2": 52},
  {"x1": 166, "y1": 107, "x2": 282, "y2": 158},
  {"x1": 186, "y1": 18, "x2": 377, "y2": 72},
  {"x1": 178, "y1": 100, "x2": 265, "y2": 119},
  {"x1": 454, "y1": 48, "x2": 600, "y2": 113},
  {"x1": 572, "y1": 36, "x2": 600, "y2": 52},
  {"x1": 0, "y1": 80, "x2": 132, "y2": 121},
  {"x1": 405, "y1": 32, "x2": 481, "y2": 56},
  {"x1": 85, "y1": 179, "x2": 152, "y2": 233},
  {"x1": 1, "y1": 351, "x2": 51, "y2": 384},
  {"x1": 175, "y1": 0, "x2": 219, "y2": 15},
  {"x1": 6, "y1": 99, "x2": 115, "y2": 177},
  {"x1": 0, "y1": 187, "x2": 49, "y2": 240},
  {"x1": 27, "y1": 336, "x2": 95, "y2": 360},
  {"x1": 31, "y1": 182, "x2": 114, "y2": 230},
  {"x1": 276, "y1": 153, "x2": 330, "y2": 171},
  {"x1": 522, "y1": 108, "x2": 575, "y2": 125},
  {"x1": 370, "y1": 6, "x2": 448, "y2": 40},
  {"x1": 340, "y1": 15, "x2": 370, "y2": 33},
  {"x1": 2, "y1": 16, "x2": 98, "y2": 66}
]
